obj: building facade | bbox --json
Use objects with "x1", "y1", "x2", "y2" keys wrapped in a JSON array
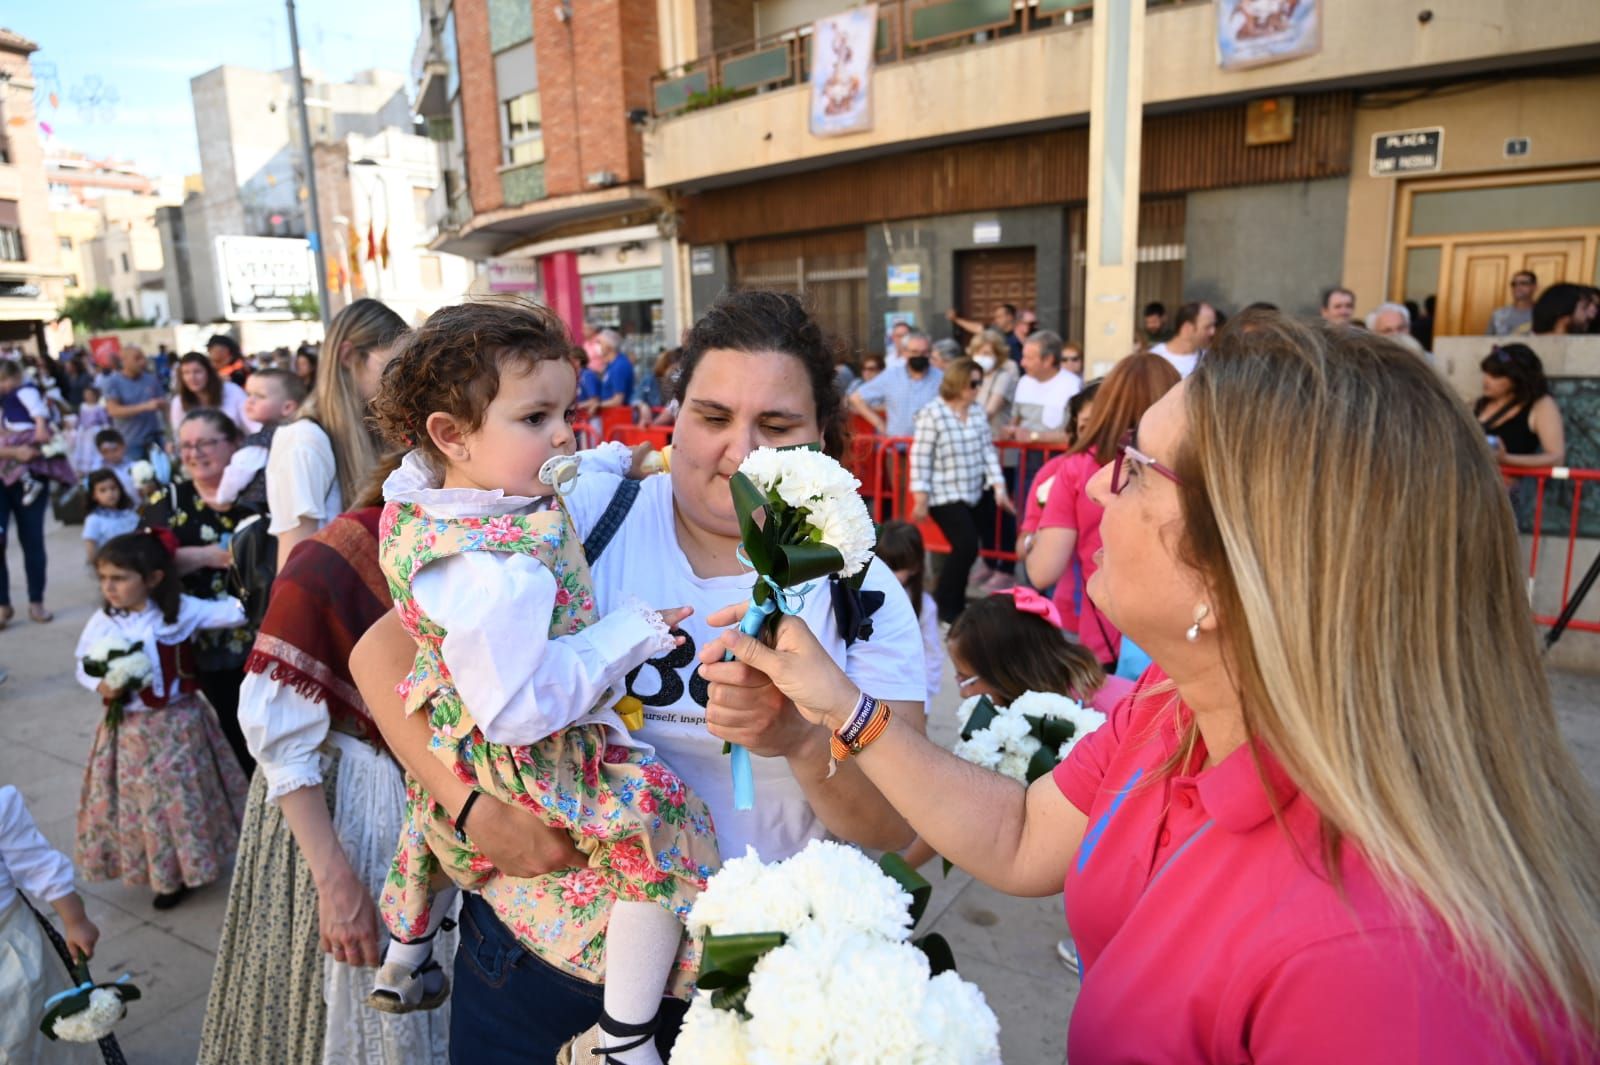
[
  {"x1": 639, "y1": 0, "x2": 1600, "y2": 371},
  {"x1": 412, "y1": 0, "x2": 678, "y2": 357},
  {"x1": 170, "y1": 61, "x2": 473, "y2": 326},
  {"x1": 0, "y1": 29, "x2": 69, "y2": 354}
]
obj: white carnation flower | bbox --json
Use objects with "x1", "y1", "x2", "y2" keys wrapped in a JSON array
[
  {"x1": 84, "y1": 637, "x2": 126, "y2": 664},
  {"x1": 129, "y1": 461, "x2": 155, "y2": 485},
  {"x1": 823, "y1": 938, "x2": 934, "y2": 1062},
  {"x1": 1010, "y1": 690, "x2": 1080, "y2": 721},
  {"x1": 804, "y1": 491, "x2": 876, "y2": 579},
  {"x1": 997, "y1": 750, "x2": 1033, "y2": 783},
  {"x1": 914, "y1": 972, "x2": 1002, "y2": 1064},
  {"x1": 986, "y1": 709, "x2": 1034, "y2": 748},
  {"x1": 952, "y1": 732, "x2": 1003, "y2": 771},
  {"x1": 668, "y1": 994, "x2": 751, "y2": 1065},
  {"x1": 954, "y1": 694, "x2": 990, "y2": 730},
  {"x1": 741, "y1": 923, "x2": 843, "y2": 1063},
  {"x1": 736, "y1": 448, "x2": 785, "y2": 493},
  {"x1": 51, "y1": 987, "x2": 125, "y2": 1042},
  {"x1": 782, "y1": 839, "x2": 912, "y2": 941},
  {"x1": 686, "y1": 847, "x2": 812, "y2": 938}
]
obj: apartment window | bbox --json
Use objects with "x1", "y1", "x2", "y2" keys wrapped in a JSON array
[
  {"x1": 121, "y1": 252, "x2": 131, "y2": 273},
  {"x1": 0, "y1": 199, "x2": 22, "y2": 262},
  {"x1": 59, "y1": 236, "x2": 73, "y2": 252},
  {"x1": 504, "y1": 92, "x2": 544, "y2": 166}
]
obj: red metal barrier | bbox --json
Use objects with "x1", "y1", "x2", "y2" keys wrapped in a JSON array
[
  {"x1": 849, "y1": 433, "x2": 1600, "y2": 639},
  {"x1": 607, "y1": 424, "x2": 674, "y2": 450},
  {"x1": 1501, "y1": 466, "x2": 1600, "y2": 637}
]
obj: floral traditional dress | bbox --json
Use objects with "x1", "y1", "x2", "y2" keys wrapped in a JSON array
[
  {"x1": 72, "y1": 596, "x2": 251, "y2": 893},
  {"x1": 377, "y1": 462, "x2": 719, "y2": 998}
]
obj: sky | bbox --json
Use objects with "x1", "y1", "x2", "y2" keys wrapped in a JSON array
[{"x1": 12, "y1": 0, "x2": 420, "y2": 184}]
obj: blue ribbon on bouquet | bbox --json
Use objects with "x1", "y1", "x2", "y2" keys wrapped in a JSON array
[
  {"x1": 725, "y1": 546, "x2": 815, "y2": 811},
  {"x1": 43, "y1": 972, "x2": 132, "y2": 1011}
]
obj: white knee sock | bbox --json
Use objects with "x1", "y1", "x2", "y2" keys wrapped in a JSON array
[
  {"x1": 384, "y1": 883, "x2": 459, "y2": 971},
  {"x1": 599, "y1": 900, "x2": 682, "y2": 1065}
]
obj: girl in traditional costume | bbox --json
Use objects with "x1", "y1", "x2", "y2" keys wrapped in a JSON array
[
  {"x1": 366, "y1": 301, "x2": 719, "y2": 1065},
  {"x1": 72, "y1": 530, "x2": 249, "y2": 909}
]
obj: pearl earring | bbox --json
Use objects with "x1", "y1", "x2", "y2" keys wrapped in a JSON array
[{"x1": 1186, "y1": 604, "x2": 1210, "y2": 643}]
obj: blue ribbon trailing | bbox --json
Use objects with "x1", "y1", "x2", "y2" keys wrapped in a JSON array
[
  {"x1": 725, "y1": 547, "x2": 815, "y2": 810},
  {"x1": 43, "y1": 973, "x2": 131, "y2": 1011}
]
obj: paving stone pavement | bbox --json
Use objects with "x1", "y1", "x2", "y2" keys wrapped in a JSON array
[{"x1": 2, "y1": 519, "x2": 1597, "y2": 1064}]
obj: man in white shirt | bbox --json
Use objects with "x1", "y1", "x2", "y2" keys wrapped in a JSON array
[
  {"x1": 1149, "y1": 301, "x2": 1216, "y2": 380},
  {"x1": 1320, "y1": 286, "x2": 1356, "y2": 326},
  {"x1": 1005, "y1": 330, "x2": 1082, "y2": 446}
]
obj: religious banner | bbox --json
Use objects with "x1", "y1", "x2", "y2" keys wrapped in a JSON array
[
  {"x1": 1215, "y1": 0, "x2": 1321, "y2": 70},
  {"x1": 809, "y1": 4, "x2": 877, "y2": 137}
]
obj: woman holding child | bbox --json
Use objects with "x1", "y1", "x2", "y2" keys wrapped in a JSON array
[{"x1": 350, "y1": 291, "x2": 928, "y2": 1058}]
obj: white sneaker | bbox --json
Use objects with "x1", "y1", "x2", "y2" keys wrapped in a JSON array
[
  {"x1": 1056, "y1": 937, "x2": 1081, "y2": 983},
  {"x1": 366, "y1": 958, "x2": 450, "y2": 1014}
]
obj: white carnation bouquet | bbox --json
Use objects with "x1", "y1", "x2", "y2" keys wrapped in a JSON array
[
  {"x1": 128, "y1": 460, "x2": 157, "y2": 491},
  {"x1": 724, "y1": 446, "x2": 876, "y2": 809},
  {"x1": 40, "y1": 961, "x2": 140, "y2": 1044},
  {"x1": 953, "y1": 691, "x2": 1107, "y2": 785},
  {"x1": 671, "y1": 840, "x2": 1001, "y2": 1064},
  {"x1": 38, "y1": 436, "x2": 67, "y2": 459},
  {"x1": 81, "y1": 637, "x2": 155, "y2": 728}
]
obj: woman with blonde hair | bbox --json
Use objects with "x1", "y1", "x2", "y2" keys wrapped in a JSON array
[
  {"x1": 265, "y1": 298, "x2": 408, "y2": 570},
  {"x1": 707, "y1": 310, "x2": 1600, "y2": 1061}
]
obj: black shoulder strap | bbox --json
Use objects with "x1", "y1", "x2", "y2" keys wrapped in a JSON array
[{"x1": 583, "y1": 478, "x2": 641, "y2": 566}]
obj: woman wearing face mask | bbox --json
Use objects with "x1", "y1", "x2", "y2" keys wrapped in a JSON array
[{"x1": 968, "y1": 329, "x2": 1022, "y2": 592}]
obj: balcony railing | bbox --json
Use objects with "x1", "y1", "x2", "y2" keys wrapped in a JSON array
[
  {"x1": 650, "y1": 0, "x2": 1209, "y2": 117},
  {"x1": 500, "y1": 161, "x2": 546, "y2": 208},
  {"x1": 651, "y1": 0, "x2": 1098, "y2": 117}
]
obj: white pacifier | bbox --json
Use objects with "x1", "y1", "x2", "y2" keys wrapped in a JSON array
[{"x1": 538, "y1": 454, "x2": 581, "y2": 492}]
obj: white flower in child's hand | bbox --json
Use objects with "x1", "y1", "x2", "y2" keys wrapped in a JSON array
[
  {"x1": 129, "y1": 461, "x2": 155, "y2": 485},
  {"x1": 50, "y1": 988, "x2": 125, "y2": 1042}
]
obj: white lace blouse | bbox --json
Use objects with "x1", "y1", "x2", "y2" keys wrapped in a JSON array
[{"x1": 0, "y1": 786, "x2": 75, "y2": 917}]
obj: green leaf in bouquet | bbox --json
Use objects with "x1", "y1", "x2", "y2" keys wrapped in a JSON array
[
  {"x1": 769, "y1": 541, "x2": 845, "y2": 589},
  {"x1": 960, "y1": 695, "x2": 1000, "y2": 741},
  {"x1": 941, "y1": 857, "x2": 954, "y2": 878},
  {"x1": 1025, "y1": 745, "x2": 1058, "y2": 784},
  {"x1": 878, "y1": 852, "x2": 933, "y2": 929},
  {"x1": 710, "y1": 983, "x2": 753, "y2": 1015},
  {"x1": 81, "y1": 660, "x2": 109, "y2": 678},
  {"x1": 730, "y1": 472, "x2": 774, "y2": 594},
  {"x1": 696, "y1": 931, "x2": 787, "y2": 992},
  {"x1": 913, "y1": 932, "x2": 958, "y2": 976},
  {"x1": 1028, "y1": 714, "x2": 1075, "y2": 751}
]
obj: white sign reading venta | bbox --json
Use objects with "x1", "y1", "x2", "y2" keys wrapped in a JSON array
[{"x1": 215, "y1": 235, "x2": 316, "y2": 320}]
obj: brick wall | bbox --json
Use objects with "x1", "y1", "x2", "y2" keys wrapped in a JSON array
[{"x1": 455, "y1": 0, "x2": 505, "y2": 215}]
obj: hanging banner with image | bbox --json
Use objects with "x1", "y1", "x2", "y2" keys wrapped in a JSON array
[
  {"x1": 810, "y1": 4, "x2": 877, "y2": 137},
  {"x1": 1215, "y1": 0, "x2": 1321, "y2": 70}
]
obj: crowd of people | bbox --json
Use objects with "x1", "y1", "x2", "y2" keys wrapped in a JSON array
[{"x1": 0, "y1": 285, "x2": 1596, "y2": 1064}]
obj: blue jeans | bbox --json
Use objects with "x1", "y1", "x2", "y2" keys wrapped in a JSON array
[
  {"x1": 449, "y1": 892, "x2": 688, "y2": 1063},
  {"x1": 0, "y1": 477, "x2": 48, "y2": 607}
]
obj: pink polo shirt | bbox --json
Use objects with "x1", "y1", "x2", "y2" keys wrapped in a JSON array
[
  {"x1": 1037, "y1": 450, "x2": 1118, "y2": 664},
  {"x1": 1053, "y1": 667, "x2": 1587, "y2": 1063}
]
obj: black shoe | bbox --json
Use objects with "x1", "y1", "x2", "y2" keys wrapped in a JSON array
[{"x1": 152, "y1": 886, "x2": 191, "y2": 910}]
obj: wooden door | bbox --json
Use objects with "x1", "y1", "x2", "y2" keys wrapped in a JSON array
[
  {"x1": 1445, "y1": 238, "x2": 1588, "y2": 335},
  {"x1": 956, "y1": 247, "x2": 1036, "y2": 341}
]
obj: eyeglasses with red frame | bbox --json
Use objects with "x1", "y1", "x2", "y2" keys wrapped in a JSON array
[{"x1": 1111, "y1": 429, "x2": 1184, "y2": 495}]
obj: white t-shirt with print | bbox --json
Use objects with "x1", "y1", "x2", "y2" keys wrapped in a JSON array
[
  {"x1": 589, "y1": 473, "x2": 927, "y2": 862},
  {"x1": 1012, "y1": 369, "x2": 1083, "y2": 432}
]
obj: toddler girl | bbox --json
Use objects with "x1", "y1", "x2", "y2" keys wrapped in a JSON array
[
  {"x1": 73, "y1": 531, "x2": 250, "y2": 909},
  {"x1": 81, "y1": 469, "x2": 140, "y2": 564},
  {"x1": 874, "y1": 520, "x2": 943, "y2": 707},
  {"x1": 367, "y1": 301, "x2": 718, "y2": 1065}
]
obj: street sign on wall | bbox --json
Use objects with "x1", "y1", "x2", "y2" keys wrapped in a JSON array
[
  {"x1": 1371, "y1": 128, "x2": 1443, "y2": 177},
  {"x1": 214, "y1": 235, "x2": 316, "y2": 320}
]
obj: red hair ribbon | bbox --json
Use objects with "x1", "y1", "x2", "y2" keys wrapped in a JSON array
[
  {"x1": 994, "y1": 586, "x2": 1063, "y2": 629},
  {"x1": 145, "y1": 526, "x2": 181, "y2": 561}
]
